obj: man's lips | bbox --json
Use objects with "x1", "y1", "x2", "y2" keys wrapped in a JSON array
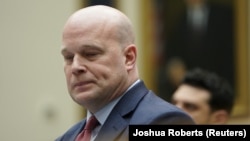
[{"x1": 72, "y1": 81, "x2": 92, "y2": 89}]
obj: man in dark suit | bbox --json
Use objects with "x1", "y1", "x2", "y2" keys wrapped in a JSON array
[{"x1": 55, "y1": 5, "x2": 194, "y2": 141}]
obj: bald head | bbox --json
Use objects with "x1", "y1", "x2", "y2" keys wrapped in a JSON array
[{"x1": 63, "y1": 5, "x2": 135, "y2": 47}]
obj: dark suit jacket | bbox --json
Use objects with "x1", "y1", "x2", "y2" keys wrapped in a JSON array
[{"x1": 55, "y1": 81, "x2": 194, "y2": 141}]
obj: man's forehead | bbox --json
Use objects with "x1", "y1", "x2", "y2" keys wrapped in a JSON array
[{"x1": 174, "y1": 84, "x2": 211, "y2": 102}]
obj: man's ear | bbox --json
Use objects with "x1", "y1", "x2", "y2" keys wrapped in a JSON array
[
  {"x1": 210, "y1": 110, "x2": 229, "y2": 124},
  {"x1": 124, "y1": 44, "x2": 137, "y2": 70}
]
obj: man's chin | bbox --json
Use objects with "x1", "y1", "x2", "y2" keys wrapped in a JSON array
[{"x1": 72, "y1": 92, "x2": 94, "y2": 102}]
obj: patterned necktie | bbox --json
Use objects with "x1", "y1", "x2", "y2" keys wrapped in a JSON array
[{"x1": 75, "y1": 116, "x2": 99, "y2": 141}]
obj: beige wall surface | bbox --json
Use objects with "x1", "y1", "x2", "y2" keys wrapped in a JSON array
[{"x1": 0, "y1": 0, "x2": 83, "y2": 141}]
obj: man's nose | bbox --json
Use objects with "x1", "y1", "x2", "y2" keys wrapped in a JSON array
[{"x1": 72, "y1": 55, "x2": 87, "y2": 75}]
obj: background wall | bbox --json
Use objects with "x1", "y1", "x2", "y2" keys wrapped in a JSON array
[{"x1": 0, "y1": 0, "x2": 83, "y2": 141}]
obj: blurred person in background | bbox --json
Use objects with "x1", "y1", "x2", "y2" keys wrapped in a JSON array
[{"x1": 172, "y1": 68, "x2": 235, "y2": 124}]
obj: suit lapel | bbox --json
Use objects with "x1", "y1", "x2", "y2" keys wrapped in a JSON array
[
  {"x1": 94, "y1": 81, "x2": 149, "y2": 141},
  {"x1": 94, "y1": 111, "x2": 128, "y2": 141}
]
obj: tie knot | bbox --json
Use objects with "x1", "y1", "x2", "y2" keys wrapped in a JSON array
[
  {"x1": 75, "y1": 116, "x2": 99, "y2": 141},
  {"x1": 84, "y1": 116, "x2": 99, "y2": 130}
]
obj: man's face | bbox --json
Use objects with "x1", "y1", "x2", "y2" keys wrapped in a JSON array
[
  {"x1": 61, "y1": 20, "x2": 129, "y2": 111},
  {"x1": 172, "y1": 84, "x2": 212, "y2": 124}
]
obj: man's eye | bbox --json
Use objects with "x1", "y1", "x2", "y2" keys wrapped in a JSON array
[
  {"x1": 85, "y1": 53, "x2": 97, "y2": 57},
  {"x1": 83, "y1": 51, "x2": 101, "y2": 59},
  {"x1": 184, "y1": 103, "x2": 198, "y2": 111}
]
